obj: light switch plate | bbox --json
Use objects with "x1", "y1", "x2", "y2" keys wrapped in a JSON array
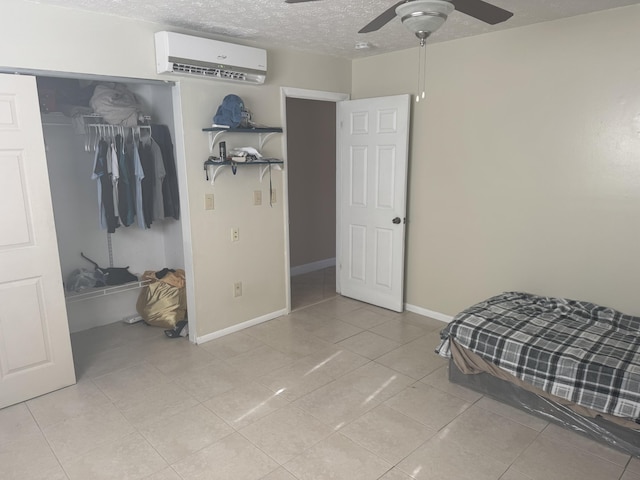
[{"x1": 205, "y1": 193, "x2": 214, "y2": 210}]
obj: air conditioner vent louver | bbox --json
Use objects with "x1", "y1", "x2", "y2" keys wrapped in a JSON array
[
  {"x1": 172, "y1": 63, "x2": 248, "y2": 82},
  {"x1": 155, "y1": 31, "x2": 267, "y2": 85}
]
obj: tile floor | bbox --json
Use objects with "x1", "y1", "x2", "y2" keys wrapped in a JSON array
[
  {"x1": 2, "y1": 294, "x2": 640, "y2": 479},
  {"x1": 290, "y1": 267, "x2": 336, "y2": 311}
]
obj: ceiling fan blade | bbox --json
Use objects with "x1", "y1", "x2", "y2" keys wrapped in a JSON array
[
  {"x1": 358, "y1": 0, "x2": 407, "y2": 33},
  {"x1": 452, "y1": 0, "x2": 513, "y2": 24},
  {"x1": 285, "y1": 0, "x2": 321, "y2": 3}
]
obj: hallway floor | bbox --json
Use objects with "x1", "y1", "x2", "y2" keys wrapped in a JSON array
[
  {"x1": 290, "y1": 266, "x2": 336, "y2": 311},
  {"x1": 2, "y1": 296, "x2": 640, "y2": 479}
]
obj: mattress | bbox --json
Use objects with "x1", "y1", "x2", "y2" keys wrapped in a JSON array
[{"x1": 437, "y1": 292, "x2": 640, "y2": 424}]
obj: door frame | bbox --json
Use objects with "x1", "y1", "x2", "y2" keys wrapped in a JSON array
[
  {"x1": 0, "y1": 66, "x2": 198, "y2": 342},
  {"x1": 280, "y1": 87, "x2": 349, "y2": 313}
]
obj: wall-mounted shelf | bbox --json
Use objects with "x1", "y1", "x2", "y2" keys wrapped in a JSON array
[
  {"x1": 204, "y1": 159, "x2": 284, "y2": 185},
  {"x1": 202, "y1": 126, "x2": 283, "y2": 151}
]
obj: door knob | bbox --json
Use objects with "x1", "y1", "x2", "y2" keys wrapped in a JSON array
[{"x1": 392, "y1": 217, "x2": 401, "y2": 224}]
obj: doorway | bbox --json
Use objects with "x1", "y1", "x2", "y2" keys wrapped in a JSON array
[
  {"x1": 285, "y1": 97, "x2": 337, "y2": 310},
  {"x1": 282, "y1": 88, "x2": 349, "y2": 312},
  {"x1": 282, "y1": 89, "x2": 411, "y2": 314}
]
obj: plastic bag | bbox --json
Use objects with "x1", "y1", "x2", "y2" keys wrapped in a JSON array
[
  {"x1": 136, "y1": 269, "x2": 187, "y2": 329},
  {"x1": 66, "y1": 268, "x2": 103, "y2": 292}
]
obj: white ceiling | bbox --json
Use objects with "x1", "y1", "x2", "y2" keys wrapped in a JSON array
[{"x1": 29, "y1": 0, "x2": 640, "y2": 59}]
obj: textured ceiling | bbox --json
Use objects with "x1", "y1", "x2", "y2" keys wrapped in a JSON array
[{"x1": 28, "y1": 0, "x2": 640, "y2": 59}]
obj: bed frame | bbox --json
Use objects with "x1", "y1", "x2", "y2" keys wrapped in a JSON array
[{"x1": 449, "y1": 359, "x2": 640, "y2": 457}]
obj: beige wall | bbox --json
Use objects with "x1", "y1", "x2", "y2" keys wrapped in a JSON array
[
  {"x1": 1, "y1": 0, "x2": 351, "y2": 338},
  {"x1": 353, "y1": 5, "x2": 640, "y2": 316},
  {"x1": 286, "y1": 98, "x2": 336, "y2": 268},
  {"x1": 6, "y1": 0, "x2": 640, "y2": 333}
]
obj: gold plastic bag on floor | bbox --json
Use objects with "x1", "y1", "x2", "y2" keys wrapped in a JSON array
[{"x1": 136, "y1": 269, "x2": 187, "y2": 329}]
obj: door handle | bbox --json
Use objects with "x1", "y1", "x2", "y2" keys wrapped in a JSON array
[{"x1": 392, "y1": 217, "x2": 401, "y2": 224}]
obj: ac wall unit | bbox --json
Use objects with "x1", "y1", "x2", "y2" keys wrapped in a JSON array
[{"x1": 154, "y1": 31, "x2": 267, "y2": 85}]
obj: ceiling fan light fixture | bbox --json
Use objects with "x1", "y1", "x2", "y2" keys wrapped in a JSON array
[{"x1": 396, "y1": 0, "x2": 455, "y2": 43}]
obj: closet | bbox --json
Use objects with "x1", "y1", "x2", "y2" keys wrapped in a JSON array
[{"x1": 37, "y1": 75, "x2": 185, "y2": 334}]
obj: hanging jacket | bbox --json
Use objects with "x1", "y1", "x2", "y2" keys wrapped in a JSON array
[
  {"x1": 138, "y1": 140, "x2": 155, "y2": 228},
  {"x1": 151, "y1": 124, "x2": 180, "y2": 220}
]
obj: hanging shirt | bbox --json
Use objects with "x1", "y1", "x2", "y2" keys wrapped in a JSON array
[
  {"x1": 150, "y1": 139, "x2": 166, "y2": 222},
  {"x1": 116, "y1": 134, "x2": 135, "y2": 227},
  {"x1": 132, "y1": 139, "x2": 146, "y2": 230},
  {"x1": 109, "y1": 142, "x2": 120, "y2": 220},
  {"x1": 90, "y1": 144, "x2": 106, "y2": 230},
  {"x1": 138, "y1": 139, "x2": 155, "y2": 228},
  {"x1": 91, "y1": 139, "x2": 119, "y2": 233},
  {"x1": 151, "y1": 124, "x2": 180, "y2": 219}
]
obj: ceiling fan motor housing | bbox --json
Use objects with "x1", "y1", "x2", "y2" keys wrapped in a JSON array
[{"x1": 396, "y1": 0, "x2": 455, "y2": 41}]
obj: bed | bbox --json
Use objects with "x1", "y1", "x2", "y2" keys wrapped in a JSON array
[{"x1": 436, "y1": 292, "x2": 640, "y2": 456}]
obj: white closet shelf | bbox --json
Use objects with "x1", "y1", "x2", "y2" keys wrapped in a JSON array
[{"x1": 65, "y1": 278, "x2": 150, "y2": 304}]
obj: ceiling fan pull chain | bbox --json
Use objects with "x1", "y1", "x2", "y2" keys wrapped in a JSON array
[
  {"x1": 416, "y1": 43, "x2": 427, "y2": 103},
  {"x1": 416, "y1": 45, "x2": 422, "y2": 103},
  {"x1": 421, "y1": 43, "x2": 428, "y2": 100}
]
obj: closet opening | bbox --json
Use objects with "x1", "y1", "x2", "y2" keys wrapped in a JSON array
[{"x1": 34, "y1": 72, "x2": 191, "y2": 375}]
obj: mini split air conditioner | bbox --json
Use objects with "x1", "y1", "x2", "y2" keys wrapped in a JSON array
[{"x1": 154, "y1": 31, "x2": 267, "y2": 85}]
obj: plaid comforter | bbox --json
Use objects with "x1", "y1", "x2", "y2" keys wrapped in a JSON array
[{"x1": 437, "y1": 292, "x2": 640, "y2": 422}]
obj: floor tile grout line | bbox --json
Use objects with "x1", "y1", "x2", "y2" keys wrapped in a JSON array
[
  {"x1": 537, "y1": 422, "x2": 632, "y2": 470},
  {"x1": 23, "y1": 400, "x2": 72, "y2": 479}
]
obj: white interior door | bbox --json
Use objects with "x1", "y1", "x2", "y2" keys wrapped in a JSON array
[
  {"x1": 0, "y1": 73, "x2": 75, "y2": 408},
  {"x1": 337, "y1": 94, "x2": 410, "y2": 312}
]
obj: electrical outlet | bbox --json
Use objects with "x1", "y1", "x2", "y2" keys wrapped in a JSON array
[
  {"x1": 231, "y1": 227, "x2": 240, "y2": 242},
  {"x1": 253, "y1": 190, "x2": 262, "y2": 206},
  {"x1": 233, "y1": 281, "x2": 242, "y2": 297},
  {"x1": 270, "y1": 188, "x2": 277, "y2": 204},
  {"x1": 205, "y1": 193, "x2": 214, "y2": 210}
]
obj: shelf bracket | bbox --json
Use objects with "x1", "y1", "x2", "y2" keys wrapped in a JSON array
[
  {"x1": 258, "y1": 132, "x2": 278, "y2": 150},
  {"x1": 208, "y1": 130, "x2": 226, "y2": 152},
  {"x1": 210, "y1": 164, "x2": 229, "y2": 185},
  {"x1": 259, "y1": 163, "x2": 283, "y2": 182}
]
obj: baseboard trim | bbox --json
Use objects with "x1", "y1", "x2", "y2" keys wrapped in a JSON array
[
  {"x1": 290, "y1": 258, "x2": 336, "y2": 277},
  {"x1": 405, "y1": 303, "x2": 453, "y2": 324},
  {"x1": 195, "y1": 308, "x2": 288, "y2": 345}
]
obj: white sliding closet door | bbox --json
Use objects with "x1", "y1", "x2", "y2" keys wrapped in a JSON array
[{"x1": 0, "y1": 73, "x2": 75, "y2": 408}]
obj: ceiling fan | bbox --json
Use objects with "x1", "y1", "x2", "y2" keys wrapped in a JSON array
[
  {"x1": 285, "y1": 0, "x2": 513, "y2": 38},
  {"x1": 358, "y1": 0, "x2": 513, "y2": 34},
  {"x1": 286, "y1": 0, "x2": 514, "y2": 103}
]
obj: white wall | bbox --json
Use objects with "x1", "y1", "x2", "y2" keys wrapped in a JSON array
[
  {"x1": 1, "y1": 0, "x2": 351, "y2": 339},
  {"x1": 352, "y1": 5, "x2": 640, "y2": 316}
]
